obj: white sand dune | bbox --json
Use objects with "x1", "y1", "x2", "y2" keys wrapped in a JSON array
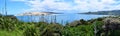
[{"x1": 16, "y1": 12, "x2": 55, "y2": 16}]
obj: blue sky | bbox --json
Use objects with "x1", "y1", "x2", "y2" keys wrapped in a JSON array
[{"x1": 0, "y1": 0, "x2": 120, "y2": 15}]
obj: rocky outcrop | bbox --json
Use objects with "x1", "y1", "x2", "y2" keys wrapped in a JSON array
[
  {"x1": 103, "y1": 18, "x2": 120, "y2": 30},
  {"x1": 100, "y1": 18, "x2": 120, "y2": 36},
  {"x1": 68, "y1": 21, "x2": 82, "y2": 27}
]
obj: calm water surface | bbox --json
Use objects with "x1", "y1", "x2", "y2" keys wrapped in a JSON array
[{"x1": 16, "y1": 14, "x2": 108, "y2": 25}]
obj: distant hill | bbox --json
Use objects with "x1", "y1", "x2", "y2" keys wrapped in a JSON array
[{"x1": 80, "y1": 10, "x2": 120, "y2": 15}]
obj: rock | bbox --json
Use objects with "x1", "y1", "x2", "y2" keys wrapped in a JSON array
[
  {"x1": 103, "y1": 18, "x2": 120, "y2": 30},
  {"x1": 68, "y1": 21, "x2": 82, "y2": 27}
]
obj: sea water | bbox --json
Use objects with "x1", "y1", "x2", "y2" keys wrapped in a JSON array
[{"x1": 16, "y1": 14, "x2": 108, "y2": 25}]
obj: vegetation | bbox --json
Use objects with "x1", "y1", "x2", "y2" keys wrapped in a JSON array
[{"x1": 0, "y1": 15, "x2": 120, "y2": 36}]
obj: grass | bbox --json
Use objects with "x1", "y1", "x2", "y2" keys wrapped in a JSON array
[{"x1": 0, "y1": 30, "x2": 24, "y2": 36}]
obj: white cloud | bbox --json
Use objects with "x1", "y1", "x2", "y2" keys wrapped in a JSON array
[
  {"x1": 11, "y1": 0, "x2": 25, "y2": 2},
  {"x1": 11, "y1": 0, "x2": 120, "y2": 13}
]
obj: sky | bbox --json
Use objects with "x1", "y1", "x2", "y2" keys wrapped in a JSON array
[{"x1": 0, "y1": 0, "x2": 120, "y2": 15}]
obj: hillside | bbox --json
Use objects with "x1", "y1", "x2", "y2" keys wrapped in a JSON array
[{"x1": 80, "y1": 10, "x2": 120, "y2": 15}]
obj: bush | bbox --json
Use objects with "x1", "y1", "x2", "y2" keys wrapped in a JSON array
[
  {"x1": 0, "y1": 16, "x2": 18, "y2": 31},
  {"x1": 41, "y1": 24, "x2": 63, "y2": 36},
  {"x1": 62, "y1": 25, "x2": 94, "y2": 36},
  {"x1": 23, "y1": 24, "x2": 40, "y2": 36}
]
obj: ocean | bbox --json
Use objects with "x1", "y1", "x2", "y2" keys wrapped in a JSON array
[{"x1": 16, "y1": 14, "x2": 108, "y2": 25}]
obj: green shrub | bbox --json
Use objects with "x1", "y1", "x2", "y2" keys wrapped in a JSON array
[
  {"x1": 0, "y1": 16, "x2": 18, "y2": 31},
  {"x1": 62, "y1": 25, "x2": 94, "y2": 36},
  {"x1": 41, "y1": 24, "x2": 63, "y2": 36},
  {"x1": 23, "y1": 24, "x2": 40, "y2": 36}
]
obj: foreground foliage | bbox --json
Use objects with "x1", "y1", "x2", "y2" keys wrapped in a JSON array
[{"x1": 0, "y1": 15, "x2": 120, "y2": 36}]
